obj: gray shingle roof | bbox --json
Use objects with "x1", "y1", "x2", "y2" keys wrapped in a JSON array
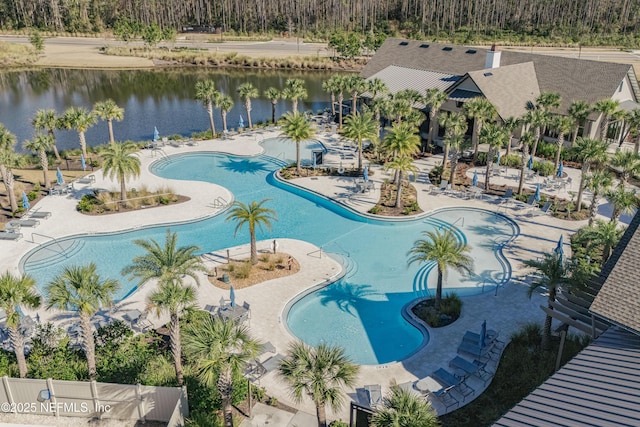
[
  {"x1": 362, "y1": 38, "x2": 636, "y2": 113},
  {"x1": 493, "y1": 327, "x2": 640, "y2": 427},
  {"x1": 365, "y1": 65, "x2": 459, "y2": 96},
  {"x1": 590, "y1": 211, "x2": 640, "y2": 333}
]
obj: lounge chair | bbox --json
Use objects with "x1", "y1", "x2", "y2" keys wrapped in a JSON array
[
  {"x1": 458, "y1": 340, "x2": 493, "y2": 361},
  {"x1": 431, "y1": 385, "x2": 459, "y2": 411},
  {"x1": 8, "y1": 219, "x2": 39, "y2": 228},
  {"x1": 133, "y1": 312, "x2": 153, "y2": 331},
  {"x1": 528, "y1": 201, "x2": 552, "y2": 217},
  {"x1": 363, "y1": 384, "x2": 382, "y2": 408},
  {"x1": 435, "y1": 180, "x2": 449, "y2": 194},
  {"x1": 462, "y1": 329, "x2": 500, "y2": 347},
  {"x1": 76, "y1": 174, "x2": 96, "y2": 185},
  {"x1": 449, "y1": 356, "x2": 492, "y2": 385},
  {"x1": 28, "y1": 211, "x2": 51, "y2": 219},
  {"x1": 433, "y1": 368, "x2": 474, "y2": 401},
  {"x1": 186, "y1": 139, "x2": 199, "y2": 146},
  {"x1": 0, "y1": 231, "x2": 22, "y2": 241}
]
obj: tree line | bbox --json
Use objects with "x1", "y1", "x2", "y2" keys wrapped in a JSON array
[{"x1": 2, "y1": 0, "x2": 640, "y2": 44}]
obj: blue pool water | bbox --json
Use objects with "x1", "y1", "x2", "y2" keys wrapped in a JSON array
[{"x1": 21, "y1": 138, "x2": 518, "y2": 365}]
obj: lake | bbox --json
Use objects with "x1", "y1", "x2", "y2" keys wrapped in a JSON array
[{"x1": 0, "y1": 68, "x2": 335, "y2": 152}]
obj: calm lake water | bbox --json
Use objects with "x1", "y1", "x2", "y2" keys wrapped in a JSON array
[{"x1": 0, "y1": 68, "x2": 334, "y2": 152}]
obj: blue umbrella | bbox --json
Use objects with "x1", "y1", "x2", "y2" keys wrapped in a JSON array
[
  {"x1": 472, "y1": 171, "x2": 478, "y2": 187},
  {"x1": 555, "y1": 235, "x2": 564, "y2": 259},
  {"x1": 480, "y1": 320, "x2": 487, "y2": 348},
  {"x1": 238, "y1": 115, "x2": 245, "y2": 129},
  {"x1": 81, "y1": 154, "x2": 86, "y2": 171},
  {"x1": 153, "y1": 126, "x2": 160, "y2": 142},
  {"x1": 229, "y1": 285, "x2": 236, "y2": 307},
  {"x1": 363, "y1": 166, "x2": 369, "y2": 182},
  {"x1": 495, "y1": 151, "x2": 502, "y2": 165},
  {"x1": 527, "y1": 155, "x2": 534, "y2": 170},
  {"x1": 56, "y1": 168, "x2": 64, "y2": 185},
  {"x1": 22, "y1": 191, "x2": 30, "y2": 210},
  {"x1": 534, "y1": 184, "x2": 541, "y2": 201},
  {"x1": 556, "y1": 162, "x2": 563, "y2": 178}
]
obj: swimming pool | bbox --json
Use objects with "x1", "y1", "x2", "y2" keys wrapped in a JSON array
[{"x1": 21, "y1": 137, "x2": 519, "y2": 365}]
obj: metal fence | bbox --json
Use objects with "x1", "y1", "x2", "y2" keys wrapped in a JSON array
[{"x1": 0, "y1": 376, "x2": 187, "y2": 426}]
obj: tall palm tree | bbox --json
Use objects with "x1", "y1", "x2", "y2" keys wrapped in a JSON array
[
  {"x1": 610, "y1": 150, "x2": 640, "y2": 187},
  {"x1": 568, "y1": 100, "x2": 591, "y2": 147},
  {"x1": 437, "y1": 111, "x2": 467, "y2": 169},
  {"x1": 386, "y1": 94, "x2": 413, "y2": 125},
  {"x1": 605, "y1": 186, "x2": 638, "y2": 222},
  {"x1": 366, "y1": 77, "x2": 389, "y2": 139},
  {"x1": 279, "y1": 341, "x2": 359, "y2": 427},
  {"x1": 237, "y1": 82, "x2": 259, "y2": 129},
  {"x1": 385, "y1": 155, "x2": 418, "y2": 208},
  {"x1": 195, "y1": 80, "x2": 220, "y2": 137},
  {"x1": 216, "y1": 95, "x2": 234, "y2": 133},
  {"x1": 524, "y1": 252, "x2": 570, "y2": 350},
  {"x1": 585, "y1": 170, "x2": 614, "y2": 226},
  {"x1": 407, "y1": 229, "x2": 474, "y2": 311},
  {"x1": 225, "y1": 199, "x2": 277, "y2": 264},
  {"x1": 264, "y1": 87, "x2": 281, "y2": 123},
  {"x1": 0, "y1": 272, "x2": 41, "y2": 378},
  {"x1": 550, "y1": 115, "x2": 575, "y2": 171},
  {"x1": 334, "y1": 75, "x2": 347, "y2": 128},
  {"x1": 626, "y1": 108, "x2": 640, "y2": 154},
  {"x1": 46, "y1": 263, "x2": 120, "y2": 380},
  {"x1": 342, "y1": 111, "x2": 377, "y2": 172},
  {"x1": 32, "y1": 109, "x2": 61, "y2": 160},
  {"x1": 370, "y1": 386, "x2": 440, "y2": 427},
  {"x1": 93, "y1": 99, "x2": 125, "y2": 143},
  {"x1": 535, "y1": 91, "x2": 561, "y2": 113},
  {"x1": 593, "y1": 98, "x2": 620, "y2": 141},
  {"x1": 59, "y1": 106, "x2": 97, "y2": 159},
  {"x1": 23, "y1": 134, "x2": 54, "y2": 189},
  {"x1": 382, "y1": 122, "x2": 420, "y2": 182},
  {"x1": 322, "y1": 77, "x2": 340, "y2": 118},
  {"x1": 183, "y1": 316, "x2": 260, "y2": 427},
  {"x1": 343, "y1": 75, "x2": 367, "y2": 115},
  {"x1": 423, "y1": 88, "x2": 449, "y2": 153},
  {"x1": 280, "y1": 112, "x2": 313, "y2": 175},
  {"x1": 282, "y1": 78, "x2": 307, "y2": 114},
  {"x1": 463, "y1": 97, "x2": 497, "y2": 163},
  {"x1": 522, "y1": 108, "x2": 548, "y2": 158},
  {"x1": 517, "y1": 132, "x2": 535, "y2": 195},
  {"x1": 502, "y1": 116, "x2": 520, "y2": 156},
  {"x1": 100, "y1": 141, "x2": 141, "y2": 203},
  {"x1": 480, "y1": 123, "x2": 509, "y2": 190},
  {"x1": 122, "y1": 230, "x2": 206, "y2": 385},
  {"x1": 573, "y1": 137, "x2": 609, "y2": 212},
  {"x1": 0, "y1": 124, "x2": 22, "y2": 212},
  {"x1": 580, "y1": 220, "x2": 624, "y2": 266}
]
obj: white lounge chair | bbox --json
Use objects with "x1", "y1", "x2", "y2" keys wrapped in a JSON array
[
  {"x1": 76, "y1": 174, "x2": 96, "y2": 185},
  {"x1": 28, "y1": 210, "x2": 51, "y2": 219},
  {"x1": 0, "y1": 231, "x2": 22, "y2": 241},
  {"x1": 8, "y1": 219, "x2": 39, "y2": 228}
]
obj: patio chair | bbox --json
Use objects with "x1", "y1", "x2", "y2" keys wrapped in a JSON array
[
  {"x1": 433, "y1": 368, "x2": 474, "y2": 401},
  {"x1": 435, "y1": 180, "x2": 449, "y2": 194},
  {"x1": 430, "y1": 385, "x2": 459, "y2": 411},
  {"x1": 0, "y1": 231, "x2": 22, "y2": 241},
  {"x1": 8, "y1": 219, "x2": 40, "y2": 229},
  {"x1": 527, "y1": 201, "x2": 552, "y2": 217},
  {"x1": 76, "y1": 174, "x2": 96, "y2": 185},
  {"x1": 364, "y1": 384, "x2": 383, "y2": 408},
  {"x1": 28, "y1": 210, "x2": 51, "y2": 219},
  {"x1": 458, "y1": 340, "x2": 493, "y2": 361},
  {"x1": 133, "y1": 312, "x2": 153, "y2": 332}
]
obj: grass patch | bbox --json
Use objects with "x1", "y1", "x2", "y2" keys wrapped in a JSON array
[{"x1": 0, "y1": 41, "x2": 38, "y2": 66}]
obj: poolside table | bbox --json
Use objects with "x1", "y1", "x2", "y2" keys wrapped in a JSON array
[
  {"x1": 217, "y1": 305, "x2": 249, "y2": 323},
  {"x1": 123, "y1": 309, "x2": 143, "y2": 327}
]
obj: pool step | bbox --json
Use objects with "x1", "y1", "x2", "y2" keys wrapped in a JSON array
[
  {"x1": 422, "y1": 217, "x2": 466, "y2": 244},
  {"x1": 413, "y1": 262, "x2": 436, "y2": 297},
  {"x1": 23, "y1": 239, "x2": 86, "y2": 271}
]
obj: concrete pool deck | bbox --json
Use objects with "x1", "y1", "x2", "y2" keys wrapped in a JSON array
[{"x1": 0, "y1": 129, "x2": 606, "y2": 422}]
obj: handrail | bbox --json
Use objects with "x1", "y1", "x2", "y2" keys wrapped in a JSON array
[
  {"x1": 307, "y1": 241, "x2": 351, "y2": 258},
  {"x1": 451, "y1": 216, "x2": 464, "y2": 228},
  {"x1": 31, "y1": 233, "x2": 68, "y2": 258},
  {"x1": 211, "y1": 196, "x2": 228, "y2": 209}
]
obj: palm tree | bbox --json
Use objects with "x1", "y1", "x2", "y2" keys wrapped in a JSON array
[
  {"x1": 282, "y1": 78, "x2": 307, "y2": 114},
  {"x1": 580, "y1": 220, "x2": 624, "y2": 266},
  {"x1": 0, "y1": 272, "x2": 41, "y2": 378},
  {"x1": 585, "y1": 170, "x2": 613, "y2": 226},
  {"x1": 407, "y1": 229, "x2": 474, "y2": 311},
  {"x1": 593, "y1": 99, "x2": 620, "y2": 141},
  {"x1": 225, "y1": 199, "x2": 277, "y2": 264},
  {"x1": 195, "y1": 80, "x2": 220, "y2": 137},
  {"x1": 334, "y1": 75, "x2": 347, "y2": 128},
  {"x1": 343, "y1": 75, "x2": 367, "y2": 115},
  {"x1": 279, "y1": 341, "x2": 359, "y2": 427},
  {"x1": 535, "y1": 91, "x2": 561, "y2": 113},
  {"x1": 59, "y1": 106, "x2": 97, "y2": 159},
  {"x1": 216, "y1": 95, "x2": 234, "y2": 133},
  {"x1": 481, "y1": 123, "x2": 509, "y2": 190},
  {"x1": 517, "y1": 132, "x2": 535, "y2": 195},
  {"x1": 322, "y1": 76, "x2": 340, "y2": 118},
  {"x1": 423, "y1": 88, "x2": 449, "y2": 153},
  {"x1": 366, "y1": 78, "x2": 389, "y2": 139},
  {"x1": 122, "y1": 230, "x2": 206, "y2": 385},
  {"x1": 524, "y1": 252, "x2": 570, "y2": 350},
  {"x1": 382, "y1": 122, "x2": 420, "y2": 183},
  {"x1": 463, "y1": 97, "x2": 497, "y2": 163},
  {"x1": 610, "y1": 150, "x2": 640, "y2": 187},
  {"x1": 93, "y1": 99, "x2": 125, "y2": 143},
  {"x1": 502, "y1": 116, "x2": 520, "y2": 156},
  {"x1": 46, "y1": 263, "x2": 120, "y2": 380},
  {"x1": 370, "y1": 386, "x2": 440, "y2": 427},
  {"x1": 264, "y1": 87, "x2": 281, "y2": 123},
  {"x1": 385, "y1": 155, "x2": 419, "y2": 208},
  {"x1": 32, "y1": 109, "x2": 61, "y2": 160},
  {"x1": 605, "y1": 186, "x2": 638, "y2": 223},
  {"x1": 386, "y1": 94, "x2": 413, "y2": 125},
  {"x1": 626, "y1": 108, "x2": 640, "y2": 154},
  {"x1": 568, "y1": 100, "x2": 591, "y2": 147},
  {"x1": 342, "y1": 111, "x2": 377, "y2": 172},
  {"x1": 280, "y1": 112, "x2": 313, "y2": 175},
  {"x1": 237, "y1": 82, "x2": 259, "y2": 129},
  {"x1": 522, "y1": 108, "x2": 548, "y2": 158},
  {"x1": 0, "y1": 124, "x2": 22, "y2": 212},
  {"x1": 23, "y1": 134, "x2": 54, "y2": 189},
  {"x1": 574, "y1": 137, "x2": 609, "y2": 212},
  {"x1": 437, "y1": 111, "x2": 467, "y2": 169},
  {"x1": 550, "y1": 116, "x2": 575, "y2": 171},
  {"x1": 183, "y1": 316, "x2": 260, "y2": 427},
  {"x1": 100, "y1": 141, "x2": 141, "y2": 203}
]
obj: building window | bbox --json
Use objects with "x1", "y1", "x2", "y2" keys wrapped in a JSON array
[{"x1": 619, "y1": 81, "x2": 624, "y2": 92}]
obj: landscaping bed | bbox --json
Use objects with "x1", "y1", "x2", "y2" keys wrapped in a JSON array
[{"x1": 208, "y1": 252, "x2": 300, "y2": 289}]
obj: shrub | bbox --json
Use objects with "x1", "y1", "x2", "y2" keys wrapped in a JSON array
[
  {"x1": 369, "y1": 205, "x2": 382, "y2": 214},
  {"x1": 501, "y1": 153, "x2": 521, "y2": 168},
  {"x1": 476, "y1": 151, "x2": 487, "y2": 165},
  {"x1": 259, "y1": 254, "x2": 270, "y2": 263},
  {"x1": 533, "y1": 160, "x2": 555, "y2": 176},
  {"x1": 330, "y1": 421, "x2": 349, "y2": 427},
  {"x1": 232, "y1": 261, "x2": 252, "y2": 279},
  {"x1": 267, "y1": 396, "x2": 278, "y2": 406},
  {"x1": 440, "y1": 292, "x2": 463, "y2": 318}
]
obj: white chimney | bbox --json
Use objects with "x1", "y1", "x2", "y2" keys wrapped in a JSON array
[{"x1": 485, "y1": 44, "x2": 501, "y2": 69}]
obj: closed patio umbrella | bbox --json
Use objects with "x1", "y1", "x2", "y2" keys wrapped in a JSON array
[
  {"x1": 472, "y1": 171, "x2": 478, "y2": 187},
  {"x1": 556, "y1": 162, "x2": 563, "y2": 178},
  {"x1": 238, "y1": 115, "x2": 245, "y2": 129},
  {"x1": 495, "y1": 151, "x2": 502, "y2": 165},
  {"x1": 81, "y1": 154, "x2": 86, "y2": 171},
  {"x1": 22, "y1": 191, "x2": 30, "y2": 210},
  {"x1": 56, "y1": 168, "x2": 64, "y2": 185},
  {"x1": 153, "y1": 126, "x2": 160, "y2": 142},
  {"x1": 527, "y1": 155, "x2": 534, "y2": 170},
  {"x1": 480, "y1": 320, "x2": 487, "y2": 348},
  {"x1": 534, "y1": 184, "x2": 541, "y2": 202},
  {"x1": 554, "y1": 235, "x2": 564, "y2": 260},
  {"x1": 229, "y1": 285, "x2": 236, "y2": 307},
  {"x1": 363, "y1": 166, "x2": 369, "y2": 182}
]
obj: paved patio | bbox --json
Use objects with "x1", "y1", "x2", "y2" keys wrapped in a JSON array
[{"x1": 0, "y1": 130, "x2": 622, "y2": 422}]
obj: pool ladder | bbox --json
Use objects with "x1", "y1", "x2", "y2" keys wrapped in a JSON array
[
  {"x1": 211, "y1": 196, "x2": 228, "y2": 209},
  {"x1": 31, "y1": 233, "x2": 69, "y2": 258}
]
